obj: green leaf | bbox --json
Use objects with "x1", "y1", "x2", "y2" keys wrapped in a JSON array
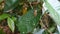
[
  {"x1": 7, "y1": 17, "x2": 15, "y2": 32},
  {"x1": 0, "y1": 14, "x2": 10, "y2": 21},
  {"x1": 44, "y1": 0, "x2": 60, "y2": 26},
  {"x1": 11, "y1": 17, "x2": 17, "y2": 21},
  {"x1": 4, "y1": 0, "x2": 20, "y2": 12},
  {"x1": 17, "y1": 9, "x2": 41, "y2": 34}
]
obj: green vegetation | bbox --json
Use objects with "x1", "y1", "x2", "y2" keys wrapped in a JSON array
[{"x1": 0, "y1": 0, "x2": 60, "y2": 34}]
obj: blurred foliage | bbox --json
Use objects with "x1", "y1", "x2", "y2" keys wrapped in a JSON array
[
  {"x1": 0, "y1": 28, "x2": 5, "y2": 34},
  {"x1": 0, "y1": 0, "x2": 60, "y2": 34}
]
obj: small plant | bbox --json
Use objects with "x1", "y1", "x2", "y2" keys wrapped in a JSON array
[{"x1": 0, "y1": 0, "x2": 60, "y2": 34}]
